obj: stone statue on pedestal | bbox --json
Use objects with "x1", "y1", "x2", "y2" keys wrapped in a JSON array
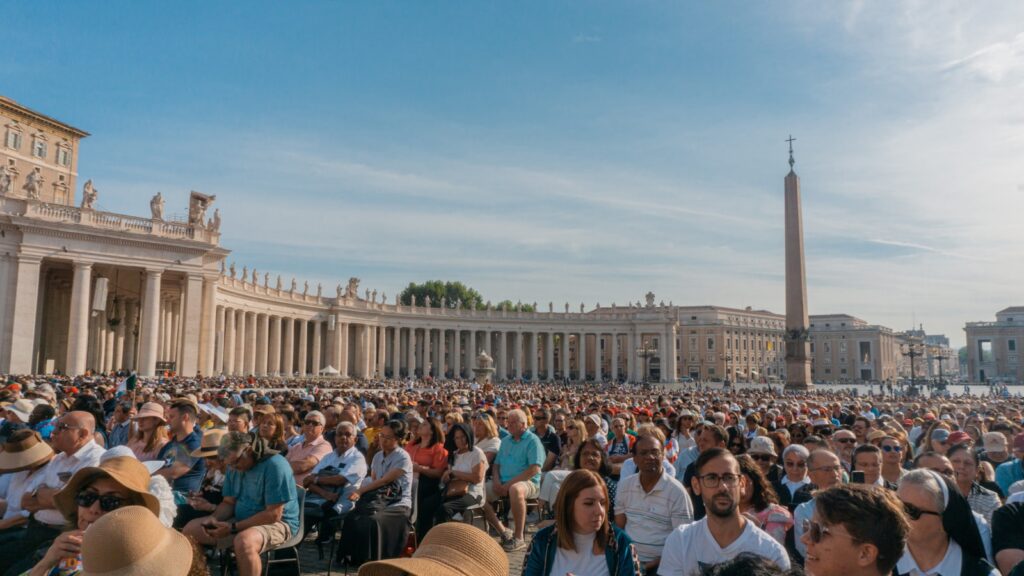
[
  {"x1": 219, "y1": 261, "x2": 226, "y2": 275},
  {"x1": 345, "y1": 277, "x2": 360, "y2": 299},
  {"x1": 263, "y1": 272, "x2": 269, "y2": 287},
  {"x1": 317, "y1": 283, "x2": 322, "y2": 298},
  {"x1": 208, "y1": 209, "x2": 221, "y2": 232},
  {"x1": 303, "y1": 281, "x2": 309, "y2": 296},
  {"x1": 580, "y1": 302, "x2": 585, "y2": 313},
  {"x1": 229, "y1": 263, "x2": 236, "y2": 279},
  {"x1": 564, "y1": 302, "x2": 569, "y2": 313},
  {"x1": 411, "y1": 295, "x2": 417, "y2": 307},
  {"x1": 382, "y1": 292, "x2": 387, "y2": 303},
  {"x1": 276, "y1": 276, "x2": 283, "y2": 291},
  {"x1": 80, "y1": 180, "x2": 98, "y2": 210},
  {"x1": 364, "y1": 288, "x2": 370, "y2": 301},
  {"x1": 424, "y1": 295, "x2": 431, "y2": 307},
  {"x1": 188, "y1": 191, "x2": 216, "y2": 228},
  {"x1": 241, "y1": 267, "x2": 248, "y2": 283},
  {"x1": 645, "y1": 292, "x2": 655, "y2": 307},
  {"x1": 23, "y1": 168, "x2": 42, "y2": 200},
  {"x1": 290, "y1": 278, "x2": 297, "y2": 293},
  {"x1": 549, "y1": 302, "x2": 553, "y2": 313},
  {"x1": 150, "y1": 192, "x2": 164, "y2": 220},
  {"x1": 251, "y1": 268, "x2": 257, "y2": 283},
  {"x1": 371, "y1": 289, "x2": 378, "y2": 303},
  {"x1": 0, "y1": 165, "x2": 13, "y2": 196},
  {"x1": 336, "y1": 284, "x2": 343, "y2": 300}
]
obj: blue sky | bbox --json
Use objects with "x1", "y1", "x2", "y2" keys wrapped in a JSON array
[{"x1": 5, "y1": 1, "x2": 1023, "y2": 347}]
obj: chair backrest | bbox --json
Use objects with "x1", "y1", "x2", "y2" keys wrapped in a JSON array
[{"x1": 271, "y1": 486, "x2": 306, "y2": 551}]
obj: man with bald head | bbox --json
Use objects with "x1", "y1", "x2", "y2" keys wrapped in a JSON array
[
  {"x1": 0, "y1": 411, "x2": 105, "y2": 574},
  {"x1": 793, "y1": 449, "x2": 844, "y2": 562}
]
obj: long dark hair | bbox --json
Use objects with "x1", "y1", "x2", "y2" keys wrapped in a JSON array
[
  {"x1": 573, "y1": 438, "x2": 612, "y2": 476},
  {"x1": 444, "y1": 422, "x2": 475, "y2": 465},
  {"x1": 409, "y1": 417, "x2": 444, "y2": 448},
  {"x1": 554, "y1": 470, "x2": 610, "y2": 552},
  {"x1": 736, "y1": 454, "x2": 779, "y2": 512}
]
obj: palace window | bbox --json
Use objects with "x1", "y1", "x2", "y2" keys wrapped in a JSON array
[
  {"x1": 1010, "y1": 340, "x2": 1017, "y2": 352},
  {"x1": 707, "y1": 337, "x2": 715, "y2": 350},
  {"x1": 4, "y1": 127, "x2": 22, "y2": 149},
  {"x1": 32, "y1": 137, "x2": 47, "y2": 158},
  {"x1": 57, "y1": 146, "x2": 71, "y2": 167}
]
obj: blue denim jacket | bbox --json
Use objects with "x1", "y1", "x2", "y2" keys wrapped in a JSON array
[{"x1": 523, "y1": 524, "x2": 642, "y2": 576}]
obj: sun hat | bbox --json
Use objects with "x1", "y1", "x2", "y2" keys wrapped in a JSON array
[
  {"x1": 931, "y1": 428, "x2": 951, "y2": 442},
  {"x1": 4, "y1": 398, "x2": 37, "y2": 423},
  {"x1": 357, "y1": 521, "x2": 507, "y2": 576},
  {"x1": 80, "y1": 505, "x2": 192, "y2": 576},
  {"x1": 983, "y1": 432, "x2": 1008, "y2": 453},
  {"x1": 747, "y1": 436, "x2": 777, "y2": 457},
  {"x1": 866, "y1": 430, "x2": 888, "y2": 443},
  {"x1": 190, "y1": 428, "x2": 228, "y2": 458},
  {"x1": 54, "y1": 456, "x2": 161, "y2": 520},
  {"x1": 101, "y1": 446, "x2": 165, "y2": 475},
  {"x1": 0, "y1": 429, "x2": 54, "y2": 472},
  {"x1": 132, "y1": 402, "x2": 166, "y2": 423}
]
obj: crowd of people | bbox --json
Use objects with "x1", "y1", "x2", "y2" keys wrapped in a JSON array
[{"x1": 0, "y1": 371, "x2": 1022, "y2": 576}]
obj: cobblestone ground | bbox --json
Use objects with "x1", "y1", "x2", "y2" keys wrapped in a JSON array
[{"x1": 260, "y1": 520, "x2": 534, "y2": 576}]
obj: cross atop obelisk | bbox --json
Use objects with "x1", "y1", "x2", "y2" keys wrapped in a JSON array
[{"x1": 783, "y1": 136, "x2": 812, "y2": 390}]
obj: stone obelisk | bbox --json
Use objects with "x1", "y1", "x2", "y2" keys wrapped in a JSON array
[{"x1": 784, "y1": 136, "x2": 812, "y2": 390}]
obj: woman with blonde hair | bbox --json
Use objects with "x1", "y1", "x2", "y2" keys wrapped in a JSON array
[
  {"x1": 127, "y1": 402, "x2": 168, "y2": 461},
  {"x1": 472, "y1": 412, "x2": 501, "y2": 469}
]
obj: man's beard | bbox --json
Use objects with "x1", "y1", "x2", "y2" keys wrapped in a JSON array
[{"x1": 707, "y1": 495, "x2": 736, "y2": 518}]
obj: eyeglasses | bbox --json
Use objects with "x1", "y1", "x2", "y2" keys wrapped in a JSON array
[
  {"x1": 834, "y1": 438, "x2": 856, "y2": 444},
  {"x1": 784, "y1": 461, "x2": 807, "y2": 468},
  {"x1": 303, "y1": 420, "x2": 323, "y2": 426},
  {"x1": 697, "y1": 473, "x2": 742, "y2": 488},
  {"x1": 802, "y1": 519, "x2": 857, "y2": 544},
  {"x1": 75, "y1": 491, "x2": 128, "y2": 512},
  {"x1": 902, "y1": 502, "x2": 941, "y2": 521},
  {"x1": 378, "y1": 434, "x2": 397, "y2": 442},
  {"x1": 810, "y1": 464, "x2": 842, "y2": 473},
  {"x1": 750, "y1": 454, "x2": 774, "y2": 462},
  {"x1": 534, "y1": 415, "x2": 547, "y2": 420},
  {"x1": 55, "y1": 422, "x2": 84, "y2": 433},
  {"x1": 882, "y1": 445, "x2": 902, "y2": 453}
]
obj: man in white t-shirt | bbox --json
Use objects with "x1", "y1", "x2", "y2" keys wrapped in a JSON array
[{"x1": 659, "y1": 447, "x2": 790, "y2": 576}]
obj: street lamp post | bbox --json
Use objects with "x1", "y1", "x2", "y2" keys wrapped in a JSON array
[
  {"x1": 636, "y1": 341, "x2": 657, "y2": 386},
  {"x1": 901, "y1": 342, "x2": 924, "y2": 391},
  {"x1": 719, "y1": 353, "x2": 733, "y2": 386}
]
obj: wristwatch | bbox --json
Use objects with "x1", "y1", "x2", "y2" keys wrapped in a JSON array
[{"x1": 230, "y1": 522, "x2": 237, "y2": 535}]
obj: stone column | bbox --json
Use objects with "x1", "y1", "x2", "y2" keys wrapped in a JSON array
[
  {"x1": 311, "y1": 319, "x2": 322, "y2": 376},
  {"x1": 169, "y1": 299, "x2": 181, "y2": 364},
  {"x1": 498, "y1": 331, "x2": 507, "y2": 380},
  {"x1": 123, "y1": 299, "x2": 138, "y2": 372},
  {"x1": 422, "y1": 328, "x2": 432, "y2": 377},
  {"x1": 594, "y1": 333, "x2": 603, "y2": 382},
  {"x1": 199, "y1": 277, "x2": 217, "y2": 376},
  {"x1": 214, "y1": 306, "x2": 225, "y2": 374},
  {"x1": 578, "y1": 332, "x2": 587, "y2": 382},
  {"x1": 529, "y1": 332, "x2": 538, "y2": 381},
  {"x1": 223, "y1": 308, "x2": 236, "y2": 375},
  {"x1": 403, "y1": 327, "x2": 411, "y2": 377},
  {"x1": 137, "y1": 270, "x2": 162, "y2": 377},
  {"x1": 234, "y1": 309, "x2": 246, "y2": 375},
  {"x1": 452, "y1": 330, "x2": 461, "y2": 378},
  {"x1": 437, "y1": 328, "x2": 446, "y2": 378},
  {"x1": 377, "y1": 325, "x2": 386, "y2": 378},
  {"x1": 392, "y1": 326, "x2": 401, "y2": 378},
  {"x1": 179, "y1": 274, "x2": 203, "y2": 376},
  {"x1": 468, "y1": 330, "x2": 476, "y2": 368},
  {"x1": 338, "y1": 321, "x2": 349, "y2": 378},
  {"x1": 611, "y1": 333, "x2": 619, "y2": 382},
  {"x1": 561, "y1": 333, "x2": 570, "y2": 379},
  {"x1": 103, "y1": 311, "x2": 115, "y2": 372},
  {"x1": 113, "y1": 299, "x2": 126, "y2": 371},
  {"x1": 244, "y1": 311, "x2": 257, "y2": 376},
  {"x1": 297, "y1": 319, "x2": 308, "y2": 377},
  {"x1": 157, "y1": 301, "x2": 167, "y2": 362},
  {"x1": 268, "y1": 316, "x2": 281, "y2": 375},
  {"x1": 256, "y1": 313, "x2": 269, "y2": 376},
  {"x1": 545, "y1": 332, "x2": 555, "y2": 381},
  {"x1": 282, "y1": 318, "x2": 294, "y2": 376},
  {"x1": 65, "y1": 261, "x2": 92, "y2": 376},
  {"x1": 514, "y1": 331, "x2": 523, "y2": 380}
]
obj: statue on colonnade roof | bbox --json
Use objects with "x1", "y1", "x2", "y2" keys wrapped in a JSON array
[
  {"x1": 150, "y1": 192, "x2": 164, "y2": 220},
  {"x1": 0, "y1": 164, "x2": 13, "y2": 196},
  {"x1": 23, "y1": 168, "x2": 42, "y2": 199},
  {"x1": 80, "y1": 180, "x2": 98, "y2": 210},
  {"x1": 188, "y1": 191, "x2": 216, "y2": 227},
  {"x1": 345, "y1": 277, "x2": 360, "y2": 299}
]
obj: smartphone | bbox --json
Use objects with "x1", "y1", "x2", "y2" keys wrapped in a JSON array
[{"x1": 851, "y1": 470, "x2": 865, "y2": 484}]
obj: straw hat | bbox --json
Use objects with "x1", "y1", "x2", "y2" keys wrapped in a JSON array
[
  {"x1": 0, "y1": 429, "x2": 54, "y2": 472},
  {"x1": 190, "y1": 428, "x2": 228, "y2": 458},
  {"x1": 357, "y1": 522, "x2": 508, "y2": 576},
  {"x1": 54, "y1": 457, "x2": 161, "y2": 520},
  {"x1": 747, "y1": 436, "x2": 778, "y2": 457},
  {"x1": 132, "y1": 402, "x2": 166, "y2": 423},
  {"x1": 80, "y1": 505, "x2": 192, "y2": 576}
]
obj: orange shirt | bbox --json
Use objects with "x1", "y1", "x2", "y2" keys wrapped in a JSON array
[{"x1": 405, "y1": 440, "x2": 448, "y2": 471}]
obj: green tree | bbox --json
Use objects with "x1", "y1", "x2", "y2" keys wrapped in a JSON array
[
  {"x1": 399, "y1": 281, "x2": 484, "y2": 309},
  {"x1": 495, "y1": 300, "x2": 537, "y2": 312}
]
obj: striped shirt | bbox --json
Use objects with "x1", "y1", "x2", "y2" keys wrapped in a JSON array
[{"x1": 615, "y1": 470, "x2": 694, "y2": 562}]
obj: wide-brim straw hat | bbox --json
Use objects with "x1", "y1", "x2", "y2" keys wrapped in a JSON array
[
  {"x1": 54, "y1": 456, "x2": 161, "y2": 520},
  {"x1": 190, "y1": 428, "x2": 228, "y2": 458},
  {"x1": 357, "y1": 523, "x2": 508, "y2": 576},
  {"x1": 0, "y1": 429, "x2": 54, "y2": 472},
  {"x1": 81, "y1": 505, "x2": 192, "y2": 576},
  {"x1": 132, "y1": 402, "x2": 167, "y2": 422},
  {"x1": 4, "y1": 398, "x2": 35, "y2": 423}
]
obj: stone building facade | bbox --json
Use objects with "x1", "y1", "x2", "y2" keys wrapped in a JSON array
[
  {"x1": 807, "y1": 314, "x2": 901, "y2": 384},
  {"x1": 964, "y1": 307, "x2": 1024, "y2": 384},
  {"x1": 1, "y1": 96, "x2": 88, "y2": 206}
]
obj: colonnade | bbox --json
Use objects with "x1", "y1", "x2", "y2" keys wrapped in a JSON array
[{"x1": 209, "y1": 312, "x2": 679, "y2": 382}]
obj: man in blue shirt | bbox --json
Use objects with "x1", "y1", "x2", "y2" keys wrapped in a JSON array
[
  {"x1": 184, "y1": 431, "x2": 299, "y2": 576},
  {"x1": 483, "y1": 408, "x2": 544, "y2": 552},
  {"x1": 156, "y1": 399, "x2": 206, "y2": 495},
  {"x1": 995, "y1": 433, "x2": 1024, "y2": 494}
]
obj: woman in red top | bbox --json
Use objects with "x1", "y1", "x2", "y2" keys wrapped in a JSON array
[{"x1": 406, "y1": 417, "x2": 448, "y2": 539}]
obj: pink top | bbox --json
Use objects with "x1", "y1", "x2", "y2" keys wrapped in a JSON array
[
  {"x1": 286, "y1": 434, "x2": 333, "y2": 484},
  {"x1": 751, "y1": 503, "x2": 793, "y2": 545}
]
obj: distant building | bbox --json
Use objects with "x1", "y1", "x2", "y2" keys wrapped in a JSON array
[
  {"x1": 1, "y1": 96, "x2": 89, "y2": 205},
  {"x1": 807, "y1": 314, "x2": 900, "y2": 383},
  {"x1": 964, "y1": 307, "x2": 1023, "y2": 384},
  {"x1": 673, "y1": 305, "x2": 786, "y2": 383}
]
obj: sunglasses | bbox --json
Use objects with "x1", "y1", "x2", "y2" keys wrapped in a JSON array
[
  {"x1": 55, "y1": 422, "x2": 85, "y2": 433},
  {"x1": 882, "y1": 445, "x2": 902, "y2": 453},
  {"x1": 802, "y1": 519, "x2": 856, "y2": 544},
  {"x1": 750, "y1": 454, "x2": 774, "y2": 462},
  {"x1": 76, "y1": 491, "x2": 128, "y2": 512},
  {"x1": 902, "y1": 501, "x2": 941, "y2": 521},
  {"x1": 834, "y1": 438, "x2": 856, "y2": 444}
]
